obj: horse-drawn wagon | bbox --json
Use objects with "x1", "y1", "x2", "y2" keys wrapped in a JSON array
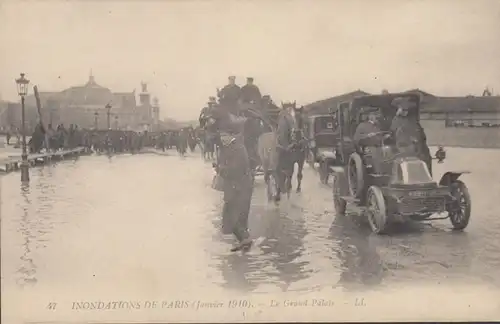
[{"x1": 331, "y1": 93, "x2": 472, "y2": 234}]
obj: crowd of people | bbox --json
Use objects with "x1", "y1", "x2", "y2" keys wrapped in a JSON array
[{"x1": 24, "y1": 121, "x2": 200, "y2": 155}]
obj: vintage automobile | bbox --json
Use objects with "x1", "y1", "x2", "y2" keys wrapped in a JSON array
[
  {"x1": 331, "y1": 93, "x2": 471, "y2": 234},
  {"x1": 305, "y1": 114, "x2": 343, "y2": 183}
]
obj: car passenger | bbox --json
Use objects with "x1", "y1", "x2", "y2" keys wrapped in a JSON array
[{"x1": 390, "y1": 97, "x2": 425, "y2": 156}]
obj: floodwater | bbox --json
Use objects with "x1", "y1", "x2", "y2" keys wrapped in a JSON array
[{"x1": 1, "y1": 147, "x2": 500, "y2": 322}]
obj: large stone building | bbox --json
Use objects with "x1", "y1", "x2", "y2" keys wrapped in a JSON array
[{"x1": 0, "y1": 73, "x2": 161, "y2": 132}]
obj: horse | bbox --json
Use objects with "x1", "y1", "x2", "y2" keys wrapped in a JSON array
[
  {"x1": 285, "y1": 104, "x2": 307, "y2": 193},
  {"x1": 256, "y1": 101, "x2": 306, "y2": 203}
]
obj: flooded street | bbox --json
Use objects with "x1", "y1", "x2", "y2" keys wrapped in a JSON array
[{"x1": 2, "y1": 147, "x2": 500, "y2": 322}]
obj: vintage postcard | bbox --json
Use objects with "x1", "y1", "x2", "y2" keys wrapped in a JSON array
[{"x1": 1, "y1": 0, "x2": 500, "y2": 323}]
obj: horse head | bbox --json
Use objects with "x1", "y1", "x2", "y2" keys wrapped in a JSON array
[{"x1": 280, "y1": 101, "x2": 305, "y2": 144}]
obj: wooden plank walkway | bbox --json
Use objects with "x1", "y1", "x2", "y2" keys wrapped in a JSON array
[{"x1": 0, "y1": 147, "x2": 92, "y2": 173}]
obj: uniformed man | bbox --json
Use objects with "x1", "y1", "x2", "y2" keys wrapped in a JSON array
[
  {"x1": 240, "y1": 77, "x2": 262, "y2": 104},
  {"x1": 210, "y1": 103, "x2": 254, "y2": 252},
  {"x1": 353, "y1": 108, "x2": 386, "y2": 147},
  {"x1": 390, "y1": 97, "x2": 424, "y2": 155},
  {"x1": 353, "y1": 108, "x2": 392, "y2": 174},
  {"x1": 218, "y1": 76, "x2": 241, "y2": 114},
  {"x1": 390, "y1": 97, "x2": 431, "y2": 171}
]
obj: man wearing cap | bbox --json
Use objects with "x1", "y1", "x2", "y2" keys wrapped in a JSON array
[
  {"x1": 390, "y1": 97, "x2": 425, "y2": 155},
  {"x1": 210, "y1": 99, "x2": 255, "y2": 252},
  {"x1": 240, "y1": 77, "x2": 262, "y2": 104},
  {"x1": 353, "y1": 108, "x2": 386, "y2": 147},
  {"x1": 353, "y1": 108, "x2": 391, "y2": 174},
  {"x1": 218, "y1": 76, "x2": 241, "y2": 114},
  {"x1": 390, "y1": 96, "x2": 431, "y2": 170}
]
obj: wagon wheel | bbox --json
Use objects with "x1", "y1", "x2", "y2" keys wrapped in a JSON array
[
  {"x1": 448, "y1": 180, "x2": 471, "y2": 230},
  {"x1": 366, "y1": 186, "x2": 389, "y2": 234},
  {"x1": 332, "y1": 173, "x2": 347, "y2": 216}
]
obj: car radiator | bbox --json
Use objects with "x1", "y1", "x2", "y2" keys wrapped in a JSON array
[{"x1": 398, "y1": 196, "x2": 446, "y2": 215}]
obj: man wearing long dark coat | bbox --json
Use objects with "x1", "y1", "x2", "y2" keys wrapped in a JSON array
[
  {"x1": 240, "y1": 77, "x2": 262, "y2": 104},
  {"x1": 210, "y1": 104, "x2": 254, "y2": 252},
  {"x1": 390, "y1": 97, "x2": 432, "y2": 171},
  {"x1": 218, "y1": 76, "x2": 241, "y2": 114}
]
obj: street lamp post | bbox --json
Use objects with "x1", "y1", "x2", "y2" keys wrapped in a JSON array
[
  {"x1": 15, "y1": 73, "x2": 30, "y2": 182},
  {"x1": 105, "y1": 103, "x2": 112, "y2": 130},
  {"x1": 94, "y1": 111, "x2": 99, "y2": 130}
]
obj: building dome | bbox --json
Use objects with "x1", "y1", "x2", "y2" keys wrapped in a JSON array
[{"x1": 61, "y1": 72, "x2": 113, "y2": 106}]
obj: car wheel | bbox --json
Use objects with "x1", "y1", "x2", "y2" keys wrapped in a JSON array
[
  {"x1": 448, "y1": 180, "x2": 471, "y2": 230},
  {"x1": 366, "y1": 186, "x2": 389, "y2": 234}
]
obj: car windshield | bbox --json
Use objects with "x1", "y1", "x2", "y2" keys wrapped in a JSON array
[{"x1": 403, "y1": 160, "x2": 432, "y2": 183}]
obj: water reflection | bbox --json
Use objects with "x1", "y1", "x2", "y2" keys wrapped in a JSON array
[
  {"x1": 215, "y1": 205, "x2": 309, "y2": 292},
  {"x1": 371, "y1": 223, "x2": 475, "y2": 285},
  {"x1": 329, "y1": 213, "x2": 385, "y2": 290},
  {"x1": 17, "y1": 182, "x2": 37, "y2": 286},
  {"x1": 257, "y1": 207, "x2": 309, "y2": 291},
  {"x1": 10, "y1": 167, "x2": 66, "y2": 287}
]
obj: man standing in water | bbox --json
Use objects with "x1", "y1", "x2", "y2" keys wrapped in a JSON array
[{"x1": 210, "y1": 101, "x2": 254, "y2": 252}]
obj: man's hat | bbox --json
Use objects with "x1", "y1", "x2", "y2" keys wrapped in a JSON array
[
  {"x1": 361, "y1": 106, "x2": 381, "y2": 115},
  {"x1": 391, "y1": 96, "x2": 412, "y2": 109},
  {"x1": 247, "y1": 77, "x2": 254, "y2": 82}
]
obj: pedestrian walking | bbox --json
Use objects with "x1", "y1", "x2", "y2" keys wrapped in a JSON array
[{"x1": 211, "y1": 103, "x2": 255, "y2": 252}]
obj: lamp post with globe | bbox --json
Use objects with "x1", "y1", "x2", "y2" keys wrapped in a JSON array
[{"x1": 15, "y1": 73, "x2": 30, "y2": 182}]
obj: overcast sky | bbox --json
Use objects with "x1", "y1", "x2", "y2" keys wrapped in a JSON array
[{"x1": 1, "y1": 0, "x2": 499, "y2": 120}]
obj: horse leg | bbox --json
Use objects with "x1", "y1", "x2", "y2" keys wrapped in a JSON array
[
  {"x1": 274, "y1": 169, "x2": 283, "y2": 203},
  {"x1": 287, "y1": 162, "x2": 295, "y2": 198},
  {"x1": 296, "y1": 157, "x2": 304, "y2": 193}
]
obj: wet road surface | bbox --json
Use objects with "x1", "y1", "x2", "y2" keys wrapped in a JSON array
[{"x1": 1, "y1": 148, "x2": 500, "y2": 321}]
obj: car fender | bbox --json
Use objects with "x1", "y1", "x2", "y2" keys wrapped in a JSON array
[{"x1": 438, "y1": 171, "x2": 471, "y2": 186}]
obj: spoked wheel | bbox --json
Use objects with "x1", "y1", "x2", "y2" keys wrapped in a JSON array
[
  {"x1": 448, "y1": 180, "x2": 471, "y2": 230},
  {"x1": 332, "y1": 173, "x2": 347, "y2": 216},
  {"x1": 347, "y1": 153, "x2": 366, "y2": 200},
  {"x1": 366, "y1": 186, "x2": 389, "y2": 234}
]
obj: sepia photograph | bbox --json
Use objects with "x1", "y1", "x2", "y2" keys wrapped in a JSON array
[{"x1": 1, "y1": 0, "x2": 499, "y2": 323}]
